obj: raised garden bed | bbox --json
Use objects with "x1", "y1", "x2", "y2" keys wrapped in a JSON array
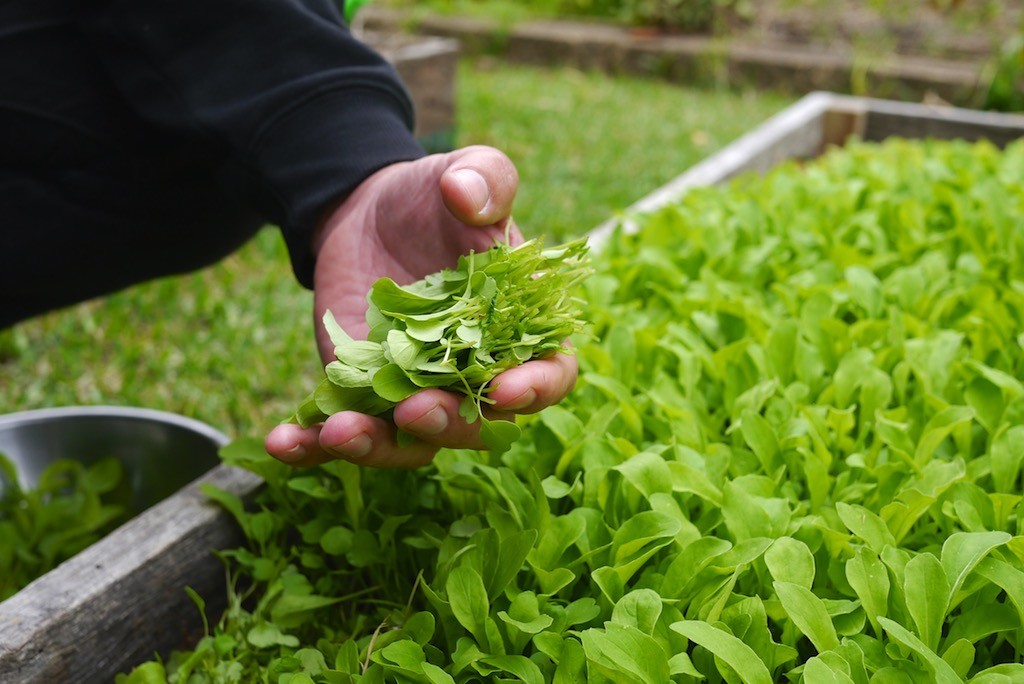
[
  {"x1": 0, "y1": 408, "x2": 259, "y2": 684},
  {"x1": 5, "y1": 93, "x2": 1024, "y2": 682}
]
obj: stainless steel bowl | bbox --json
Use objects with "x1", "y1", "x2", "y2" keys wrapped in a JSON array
[{"x1": 0, "y1": 405, "x2": 230, "y2": 515}]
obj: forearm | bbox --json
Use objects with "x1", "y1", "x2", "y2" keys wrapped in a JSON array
[{"x1": 87, "y1": 0, "x2": 425, "y2": 286}]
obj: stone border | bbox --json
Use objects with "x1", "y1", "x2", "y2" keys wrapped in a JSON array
[{"x1": 362, "y1": 7, "x2": 987, "y2": 107}]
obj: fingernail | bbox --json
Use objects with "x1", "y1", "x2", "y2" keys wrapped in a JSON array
[
  {"x1": 406, "y1": 403, "x2": 449, "y2": 436},
  {"x1": 504, "y1": 388, "x2": 537, "y2": 411},
  {"x1": 452, "y1": 169, "x2": 489, "y2": 215},
  {"x1": 336, "y1": 434, "x2": 372, "y2": 459},
  {"x1": 280, "y1": 444, "x2": 306, "y2": 462}
]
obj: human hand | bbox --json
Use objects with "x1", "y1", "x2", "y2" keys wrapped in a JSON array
[{"x1": 265, "y1": 146, "x2": 579, "y2": 468}]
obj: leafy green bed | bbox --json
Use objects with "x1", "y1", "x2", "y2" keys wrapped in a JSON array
[{"x1": 123, "y1": 136, "x2": 1024, "y2": 683}]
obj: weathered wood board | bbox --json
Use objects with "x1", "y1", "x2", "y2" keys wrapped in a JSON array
[{"x1": 0, "y1": 465, "x2": 262, "y2": 684}]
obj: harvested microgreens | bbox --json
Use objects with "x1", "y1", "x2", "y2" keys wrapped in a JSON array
[{"x1": 289, "y1": 236, "x2": 592, "y2": 452}]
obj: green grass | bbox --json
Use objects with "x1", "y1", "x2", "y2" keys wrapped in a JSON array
[
  {"x1": 457, "y1": 61, "x2": 792, "y2": 241},
  {"x1": 0, "y1": 61, "x2": 793, "y2": 438}
]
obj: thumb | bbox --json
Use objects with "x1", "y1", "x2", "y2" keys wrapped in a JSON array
[{"x1": 438, "y1": 145, "x2": 519, "y2": 227}]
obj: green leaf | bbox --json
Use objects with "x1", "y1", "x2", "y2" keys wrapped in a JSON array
[
  {"x1": 611, "y1": 589, "x2": 662, "y2": 635},
  {"x1": 845, "y1": 547, "x2": 890, "y2": 636},
  {"x1": 246, "y1": 622, "x2": 299, "y2": 649},
  {"x1": 903, "y1": 552, "x2": 949, "y2": 652},
  {"x1": 609, "y1": 511, "x2": 681, "y2": 582},
  {"x1": 941, "y1": 638, "x2": 975, "y2": 679},
  {"x1": 975, "y1": 556, "x2": 1024, "y2": 623},
  {"x1": 480, "y1": 417, "x2": 522, "y2": 454},
  {"x1": 913, "y1": 405, "x2": 974, "y2": 466},
  {"x1": 739, "y1": 410, "x2": 779, "y2": 471},
  {"x1": 371, "y1": 278, "x2": 449, "y2": 314},
  {"x1": 319, "y1": 526, "x2": 353, "y2": 555},
  {"x1": 477, "y1": 655, "x2": 545, "y2": 684},
  {"x1": 670, "y1": 620, "x2": 773, "y2": 684},
  {"x1": 774, "y1": 581, "x2": 840, "y2": 653},
  {"x1": 803, "y1": 655, "x2": 857, "y2": 684},
  {"x1": 941, "y1": 531, "x2": 1011, "y2": 602},
  {"x1": 969, "y1": 664, "x2": 1024, "y2": 683},
  {"x1": 845, "y1": 265, "x2": 883, "y2": 318},
  {"x1": 421, "y1": 662, "x2": 457, "y2": 684},
  {"x1": 115, "y1": 661, "x2": 168, "y2": 684},
  {"x1": 371, "y1": 363, "x2": 420, "y2": 403},
  {"x1": 990, "y1": 426, "x2": 1024, "y2": 494},
  {"x1": 325, "y1": 361, "x2": 372, "y2": 388},
  {"x1": 322, "y1": 309, "x2": 354, "y2": 346},
  {"x1": 877, "y1": 617, "x2": 961, "y2": 684},
  {"x1": 270, "y1": 593, "x2": 344, "y2": 625},
  {"x1": 764, "y1": 536, "x2": 815, "y2": 589},
  {"x1": 836, "y1": 502, "x2": 897, "y2": 553},
  {"x1": 446, "y1": 565, "x2": 491, "y2": 646},
  {"x1": 580, "y1": 623, "x2": 671, "y2": 683},
  {"x1": 552, "y1": 638, "x2": 587, "y2": 684}
]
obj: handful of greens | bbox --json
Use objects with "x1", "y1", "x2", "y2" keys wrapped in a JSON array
[{"x1": 290, "y1": 237, "x2": 592, "y2": 452}]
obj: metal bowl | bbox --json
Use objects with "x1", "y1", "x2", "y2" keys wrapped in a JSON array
[{"x1": 0, "y1": 405, "x2": 230, "y2": 515}]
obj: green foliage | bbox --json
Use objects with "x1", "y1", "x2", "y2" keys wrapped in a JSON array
[
  {"x1": 342, "y1": 0, "x2": 373, "y2": 24},
  {"x1": 290, "y1": 238, "x2": 592, "y2": 453},
  {"x1": 120, "y1": 136, "x2": 1024, "y2": 682},
  {"x1": 983, "y1": 32, "x2": 1024, "y2": 112},
  {"x1": 0, "y1": 453, "x2": 128, "y2": 600}
]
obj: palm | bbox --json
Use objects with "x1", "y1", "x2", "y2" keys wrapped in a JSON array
[{"x1": 312, "y1": 149, "x2": 521, "y2": 361}]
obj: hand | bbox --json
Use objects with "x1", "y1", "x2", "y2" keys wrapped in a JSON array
[{"x1": 265, "y1": 146, "x2": 579, "y2": 468}]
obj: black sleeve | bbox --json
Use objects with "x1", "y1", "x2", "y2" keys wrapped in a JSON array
[{"x1": 86, "y1": 0, "x2": 426, "y2": 288}]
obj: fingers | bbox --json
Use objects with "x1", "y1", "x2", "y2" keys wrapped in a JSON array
[
  {"x1": 265, "y1": 414, "x2": 439, "y2": 469},
  {"x1": 392, "y1": 389, "x2": 515, "y2": 450},
  {"x1": 265, "y1": 352, "x2": 578, "y2": 469},
  {"x1": 264, "y1": 393, "x2": 514, "y2": 469},
  {"x1": 488, "y1": 350, "x2": 579, "y2": 414},
  {"x1": 439, "y1": 146, "x2": 520, "y2": 228}
]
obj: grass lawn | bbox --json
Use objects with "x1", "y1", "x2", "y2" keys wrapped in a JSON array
[{"x1": 0, "y1": 60, "x2": 793, "y2": 439}]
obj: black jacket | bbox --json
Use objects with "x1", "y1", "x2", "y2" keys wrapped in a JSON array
[{"x1": 0, "y1": 0, "x2": 425, "y2": 327}]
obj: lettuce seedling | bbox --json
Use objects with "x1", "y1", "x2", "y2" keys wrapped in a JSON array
[{"x1": 289, "y1": 237, "x2": 592, "y2": 452}]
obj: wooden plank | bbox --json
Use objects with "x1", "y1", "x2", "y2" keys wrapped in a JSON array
[
  {"x1": 0, "y1": 465, "x2": 262, "y2": 684},
  {"x1": 813, "y1": 94, "x2": 1024, "y2": 147}
]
